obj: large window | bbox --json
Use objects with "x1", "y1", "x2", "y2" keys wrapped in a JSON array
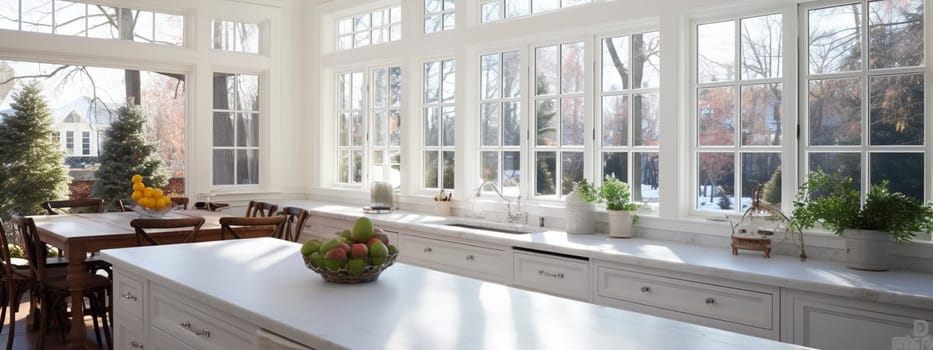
[
  {"x1": 0, "y1": 1, "x2": 183, "y2": 46},
  {"x1": 534, "y1": 41, "x2": 584, "y2": 199},
  {"x1": 425, "y1": 0, "x2": 454, "y2": 33},
  {"x1": 481, "y1": 0, "x2": 598, "y2": 23},
  {"x1": 212, "y1": 73, "x2": 260, "y2": 186},
  {"x1": 371, "y1": 66, "x2": 403, "y2": 186},
  {"x1": 335, "y1": 71, "x2": 364, "y2": 185},
  {"x1": 212, "y1": 19, "x2": 260, "y2": 54},
  {"x1": 694, "y1": 14, "x2": 783, "y2": 212},
  {"x1": 480, "y1": 50, "x2": 521, "y2": 196},
  {"x1": 423, "y1": 59, "x2": 456, "y2": 190},
  {"x1": 804, "y1": 0, "x2": 925, "y2": 200},
  {"x1": 599, "y1": 31, "x2": 661, "y2": 203},
  {"x1": 81, "y1": 130, "x2": 90, "y2": 155},
  {"x1": 337, "y1": 6, "x2": 401, "y2": 51}
]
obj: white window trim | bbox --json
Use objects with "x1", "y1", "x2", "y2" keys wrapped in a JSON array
[{"x1": 421, "y1": 57, "x2": 457, "y2": 191}]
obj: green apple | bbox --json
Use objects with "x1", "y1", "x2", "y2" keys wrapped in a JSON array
[
  {"x1": 319, "y1": 238, "x2": 342, "y2": 255},
  {"x1": 387, "y1": 244, "x2": 398, "y2": 255},
  {"x1": 300, "y1": 239, "x2": 323, "y2": 256},
  {"x1": 347, "y1": 258, "x2": 366, "y2": 275},
  {"x1": 351, "y1": 217, "x2": 374, "y2": 243},
  {"x1": 368, "y1": 240, "x2": 389, "y2": 266},
  {"x1": 308, "y1": 252, "x2": 324, "y2": 268}
]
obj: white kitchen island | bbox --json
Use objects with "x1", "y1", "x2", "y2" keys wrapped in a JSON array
[{"x1": 102, "y1": 238, "x2": 809, "y2": 350}]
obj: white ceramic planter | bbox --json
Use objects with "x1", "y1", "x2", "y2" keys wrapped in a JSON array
[
  {"x1": 607, "y1": 210, "x2": 635, "y2": 238},
  {"x1": 843, "y1": 229, "x2": 890, "y2": 271},
  {"x1": 565, "y1": 191, "x2": 596, "y2": 234}
]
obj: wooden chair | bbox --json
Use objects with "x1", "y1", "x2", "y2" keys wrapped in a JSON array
[
  {"x1": 219, "y1": 216, "x2": 287, "y2": 240},
  {"x1": 130, "y1": 217, "x2": 205, "y2": 246},
  {"x1": 41, "y1": 198, "x2": 105, "y2": 215},
  {"x1": 114, "y1": 199, "x2": 131, "y2": 212},
  {"x1": 194, "y1": 201, "x2": 229, "y2": 211},
  {"x1": 10, "y1": 214, "x2": 112, "y2": 349},
  {"x1": 170, "y1": 197, "x2": 189, "y2": 210},
  {"x1": 278, "y1": 207, "x2": 310, "y2": 242},
  {"x1": 0, "y1": 218, "x2": 35, "y2": 350},
  {"x1": 246, "y1": 201, "x2": 278, "y2": 217}
]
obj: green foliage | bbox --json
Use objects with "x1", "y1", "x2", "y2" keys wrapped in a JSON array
[
  {"x1": 92, "y1": 99, "x2": 167, "y2": 205},
  {"x1": 717, "y1": 193, "x2": 731, "y2": 210},
  {"x1": 791, "y1": 171, "x2": 933, "y2": 243},
  {"x1": 598, "y1": 175, "x2": 640, "y2": 211},
  {"x1": 761, "y1": 168, "x2": 782, "y2": 204},
  {"x1": 0, "y1": 82, "x2": 70, "y2": 217},
  {"x1": 572, "y1": 178, "x2": 599, "y2": 203}
]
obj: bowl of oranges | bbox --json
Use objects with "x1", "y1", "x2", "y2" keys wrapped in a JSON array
[{"x1": 130, "y1": 174, "x2": 174, "y2": 218}]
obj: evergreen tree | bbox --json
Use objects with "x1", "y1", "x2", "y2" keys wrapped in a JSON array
[
  {"x1": 0, "y1": 82, "x2": 70, "y2": 217},
  {"x1": 762, "y1": 167, "x2": 782, "y2": 205},
  {"x1": 92, "y1": 99, "x2": 167, "y2": 206}
]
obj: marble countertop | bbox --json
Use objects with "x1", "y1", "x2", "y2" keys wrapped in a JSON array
[
  {"x1": 102, "y1": 238, "x2": 811, "y2": 350},
  {"x1": 284, "y1": 200, "x2": 933, "y2": 310}
]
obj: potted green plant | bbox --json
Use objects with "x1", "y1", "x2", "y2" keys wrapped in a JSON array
[
  {"x1": 565, "y1": 179, "x2": 599, "y2": 234},
  {"x1": 791, "y1": 171, "x2": 933, "y2": 271},
  {"x1": 598, "y1": 176, "x2": 642, "y2": 238}
]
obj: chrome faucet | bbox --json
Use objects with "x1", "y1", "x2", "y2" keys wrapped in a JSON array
[{"x1": 475, "y1": 181, "x2": 527, "y2": 224}]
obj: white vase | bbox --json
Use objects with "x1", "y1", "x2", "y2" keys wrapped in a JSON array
[
  {"x1": 843, "y1": 229, "x2": 890, "y2": 271},
  {"x1": 607, "y1": 210, "x2": 634, "y2": 238},
  {"x1": 565, "y1": 191, "x2": 596, "y2": 234}
]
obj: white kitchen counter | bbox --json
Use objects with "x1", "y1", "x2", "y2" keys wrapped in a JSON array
[
  {"x1": 282, "y1": 200, "x2": 933, "y2": 310},
  {"x1": 102, "y1": 238, "x2": 809, "y2": 350}
]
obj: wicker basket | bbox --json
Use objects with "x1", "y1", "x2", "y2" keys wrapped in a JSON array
[{"x1": 303, "y1": 252, "x2": 398, "y2": 283}]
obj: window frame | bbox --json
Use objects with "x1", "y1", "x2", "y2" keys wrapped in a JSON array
[
  {"x1": 421, "y1": 57, "x2": 457, "y2": 191},
  {"x1": 211, "y1": 72, "x2": 262, "y2": 187},
  {"x1": 211, "y1": 18, "x2": 262, "y2": 54},
  {"x1": 478, "y1": 48, "x2": 523, "y2": 197},
  {"x1": 424, "y1": 0, "x2": 455, "y2": 34},
  {"x1": 336, "y1": 5, "x2": 402, "y2": 51}
]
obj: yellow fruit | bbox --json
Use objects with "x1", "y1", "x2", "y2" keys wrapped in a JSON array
[
  {"x1": 143, "y1": 188, "x2": 154, "y2": 198},
  {"x1": 159, "y1": 197, "x2": 171, "y2": 209},
  {"x1": 131, "y1": 191, "x2": 143, "y2": 201},
  {"x1": 132, "y1": 174, "x2": 143, "y2": 184},
  {"x1": 137, "y1": 197, "x2": 153, "y2": 209},
  {"x1": 153, "y1": 189, "x2": 163, "y2": 198},
  {"x1": 133, "y1": 183, "x2": 144, "y2": 191}
]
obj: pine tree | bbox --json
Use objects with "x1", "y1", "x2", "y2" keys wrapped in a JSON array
[
  {"x1": 762, "y1": 167, "x2": 782, "y2": 205},
  {"x1": 92, "y1": 99, "x2": 167, "y2": 206},
  {"x1": 0, "y1": 82, "x2": 70, "y2": 217}
]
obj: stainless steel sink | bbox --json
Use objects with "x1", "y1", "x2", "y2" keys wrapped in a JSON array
[
  {"x1": 444, "y1": 223, "x2": 532, "y2": 234},
  {"x1": 438, "y1": 218, "x2": 543, "y2": 235}
]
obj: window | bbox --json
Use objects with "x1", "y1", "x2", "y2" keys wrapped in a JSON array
[
  {"x1": 0, "y1": 1, "x2": 183, "y2": 45},
  {"x1": 423, "y1": 59, "x2": 456, "y2": 189},
  {"x1": 480, "y1": 50, "x2": 521, "y2": 196},
  {"x1": 534, "y1": 41, "x2": 584, "y2": 199},
  {"x1": 481, "y1": 0, "x2": 597, "y2": 23},
  {"x1": 337, "y1": 6, "x2": 401, "y2": 50},
  {"x1": 371, "y1": 66, "x2": 403, "y2": 186},
  {"x1": 81, "y1": 131, "x2": 90, "y2": 155},
  {"x1": 212, "y1": 19, "x2": 260, "y2": 53},
  {"x1": 599, "y1": 31, "x2": 661, "y2": 203},
  {"x1": 212, "y1": 73, "x2": 260, "y2": 185},
  {"x1": 336, "y1": 71, "x2": 364, "y2": 185},
  {"x1": 694, "y1": 14, "x2": 783, "y2": 212},
  {"x1": 65, "y1": 131, "x2": 74, "y2": 155},
  {"x1": 50, "y1": 131, "x2": 60, "y2": 146},
  {"x1": 803, "y1": 0, "x2": 925, "y2": 200},
  {"x1": 425, "y1": 0, "x2": 454, "y2": 33}
]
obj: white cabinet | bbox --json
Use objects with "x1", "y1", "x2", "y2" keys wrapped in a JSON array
[
  {"x1": 781, "y1": 289, "x2": 931, "y2": 350},
  {"x1": 512, "y1": 249, "x2": 590, "y2": 301},
  {"x1": 594, "y1": 261, "x2": 779, "y2": 339},
  {"x1": 400, "y1": 233, "x2": 510, "y2": 283},
  {"x1": 149, "y1": 284, "x2": 257, "y2": 350},
  {"x1": 303, "y1": 214, "x2": 350, "y2": 242}
]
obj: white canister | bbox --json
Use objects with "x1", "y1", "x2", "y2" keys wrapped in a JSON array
[{"x1": 565, "y1": 191, "x2": 596, "y2": 234}]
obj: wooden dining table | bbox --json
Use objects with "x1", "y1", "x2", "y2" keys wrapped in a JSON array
[{"x1": 31, "y1": 209, "x2": 270, "y2": 350}]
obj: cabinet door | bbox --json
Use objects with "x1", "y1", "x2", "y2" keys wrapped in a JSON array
[
  {"x1": 513, "y1": 251, "x2": 590, "y2": 301},
  {"x1": 782, "y1": 289, "x2": 930, "y2": 350},
  {"x1": 114, "y1": 320, "x2": 146, "y2": 350},
  {"x1": 150, "y1": 327, "x2": 197, "y2": 350},
  {"x1": 400, "y1": 234, "x2": 509, "y2": 283}
]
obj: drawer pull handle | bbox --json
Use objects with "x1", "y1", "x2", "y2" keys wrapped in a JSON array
[
  {"x1": 465, "y1": 255, "x2": 475, "y2": 261},
  {"x1": 121, "y1": 292, "x2": 137, "y2": 301},
  {"x1": 705, "y1": 297, "x2": 716, "y2": 305},
  {"x1": 180, "y1": 320, "x2": 192, "y2": 329},
  {"x1": 537, "y1": 270, "x2": 564, "y2": 279},
  {"x1": 129, "y1": 340, "x2": 144, "y2": 349},
  {"x1": 640, "y1": 286, "x2": 650, "y2": 293},
  {"x1": 424, "y1": 247, "x2": 432, "y2": 253},
  {"x1": 195, "y1": 329, "x2": 211, "y2": 338}
]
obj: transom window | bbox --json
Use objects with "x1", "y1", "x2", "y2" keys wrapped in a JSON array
[
  {"x1": 803, "y1": 0, "x2": 926, "y2": 200},
  {"x1": 533, "y1": 41, "x2": 584, "y2": 199},
  {"x1": 694, "y1": 14, "x2": 784, "y2": 212},
  {"x1": 212, "y1": 19, "x2": 260, "y2": 54},
  {"x1": 337, "y1": 6, "x2": 401, "y2": 51},
  {"x1": 423, "y1": 59, "x2": 456, "y2": 190},
  {"x1": 212, "y1": 73, "x2": 260, "y2": 186},
  {"x1": 480, "y1": 50, "x2": 521, "y2": 196},
  {"x1": 0, "y1": 1, "x2": 183, "y2": 46},
  {"x1": 425, "y1": 0, "x2": 454, "y2": 33},
  {"x1": 481, "y1": 0, "x2": 598, "y2": 23},
  {"x1": 599, "y1": 31, "x2": 661, "y2": 203}
]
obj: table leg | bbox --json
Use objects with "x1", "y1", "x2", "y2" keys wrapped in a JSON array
[{"x1": 67, "y1": 248, "x2": 89, "y2": 350}]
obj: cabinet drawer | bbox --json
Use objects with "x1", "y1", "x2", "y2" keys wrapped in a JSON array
[
  {"x1": 401, "y1": 235, "x2": 507, "y2": 281},
  {"x1": 149, "y1": 327, "x2": 196, "y2": 350},
  {"x1": 513, "y1": 251, "x2": 589, "y2": 300},
  {"x1": 597, "y1": 266, "x2": 773, "y2": 329},
  {"x1": 113, "y1": 272, "x2": 144, "y2": 323},
  {"x1": 150, "y1": 286, "x2": 255, "y2": 350},
  {"x1": 114, "y1": 319, "x2": 146, "y2": 350}
]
